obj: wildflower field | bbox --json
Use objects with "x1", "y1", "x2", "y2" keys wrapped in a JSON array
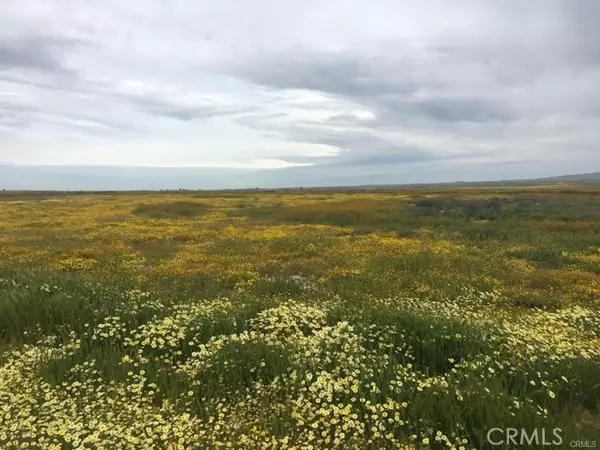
[{"x1": 1, "y1": 185, "x2": 600, "y2": 449}]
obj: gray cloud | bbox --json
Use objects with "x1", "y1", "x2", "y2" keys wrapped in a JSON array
[
  {"x1": 0, "y1": 97, "x2": 141, "y2": 136},
  {"x1": 0, "y1": 103, "x2": 32, "y2": 129},
  {"x1": 236, "y1": 112, "x2": 482, "y2": 169},
  {"x1": 232, "y1": 48, "x2": 418, "y2": 98},
  {"x1": 557, "y1": 1, "x2": 600, "y2": 66},
  {"x1": 109, "y1": 91, "x2": 254, "y2": 122},
  {"x1": 376, "y1": 96, "x2": 516, "y2": 124},
  {"x1": 0, "y1": 30, "x2": 246, "y2": 128},
  {"x1": 224, "y1": 7, "x2": 600, "y2": 167},
  {"x1": 0, "y1": 37, "x2": 63, "y2": 71},
  {"x1": 225, "y1": 43, "x2": 559, "y2": 124},
  {"x1": 0, "y1": 33, "x2": 89, "y2": 75}
]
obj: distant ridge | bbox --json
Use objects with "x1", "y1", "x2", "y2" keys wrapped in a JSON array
[
  {"x1": 351, "y1": 172, "x2": 600, "y2": 190},
  {"x1": 0, "y1": 165, "x2": 599, "y2": 191},
  {"x1": 448, "y1": 172, "x2": 600, "y2": 186},
  {"x1": 535, "y1": 172, "x2": 600, "y2": 182}
]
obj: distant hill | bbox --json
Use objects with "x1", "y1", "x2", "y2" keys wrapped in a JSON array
[
  {"x1": 349, "y1": 172, "x2": 600, "y2": 190},
  {"x1": 451, "y1": 172, "x2": 600, "y2": 187},
  {"x1": 1, "y1": 164, "x2": 599, "y2": 191},
  {"x1": 536, "y1": 172, "x2": 600, "y2": 182}
]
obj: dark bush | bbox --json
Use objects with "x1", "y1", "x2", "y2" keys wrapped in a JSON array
[{"x1": 132, "y1": 201, "x2": 210, "y2": 219}]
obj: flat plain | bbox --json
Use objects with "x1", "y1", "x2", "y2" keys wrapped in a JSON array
[{"x1": 1, "y1": 185, "x2": 600, "y2": 449}]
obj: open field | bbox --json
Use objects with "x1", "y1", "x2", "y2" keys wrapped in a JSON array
[{"x1": 1, "y1": 185, "x2": 600, "y2": 449}]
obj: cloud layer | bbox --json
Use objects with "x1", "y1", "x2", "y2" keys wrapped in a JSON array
[{"x1": 1, "y1": 0, "x2": 599, "y2": 186}]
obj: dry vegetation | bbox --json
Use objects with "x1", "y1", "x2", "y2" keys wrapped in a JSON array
[{"x1": 1, "y1": 185, "x2": 600, "y2": 449}]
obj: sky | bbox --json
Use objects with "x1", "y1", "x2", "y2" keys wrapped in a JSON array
[{"x1": 0, "y1": 0, "x2": 599, "y2": 189}]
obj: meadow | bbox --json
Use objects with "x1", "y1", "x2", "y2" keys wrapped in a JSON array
[{"x1": 1, "y1": 185, "x2": 600, "y2": 449}]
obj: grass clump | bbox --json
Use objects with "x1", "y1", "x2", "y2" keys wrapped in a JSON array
[{"x1": 132, "y1": 200, "x2": 210, "y2": 219}]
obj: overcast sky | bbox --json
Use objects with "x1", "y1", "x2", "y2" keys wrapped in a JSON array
[{"x1": 1, "y1": 1, "x2": 599, "y2": 188}]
